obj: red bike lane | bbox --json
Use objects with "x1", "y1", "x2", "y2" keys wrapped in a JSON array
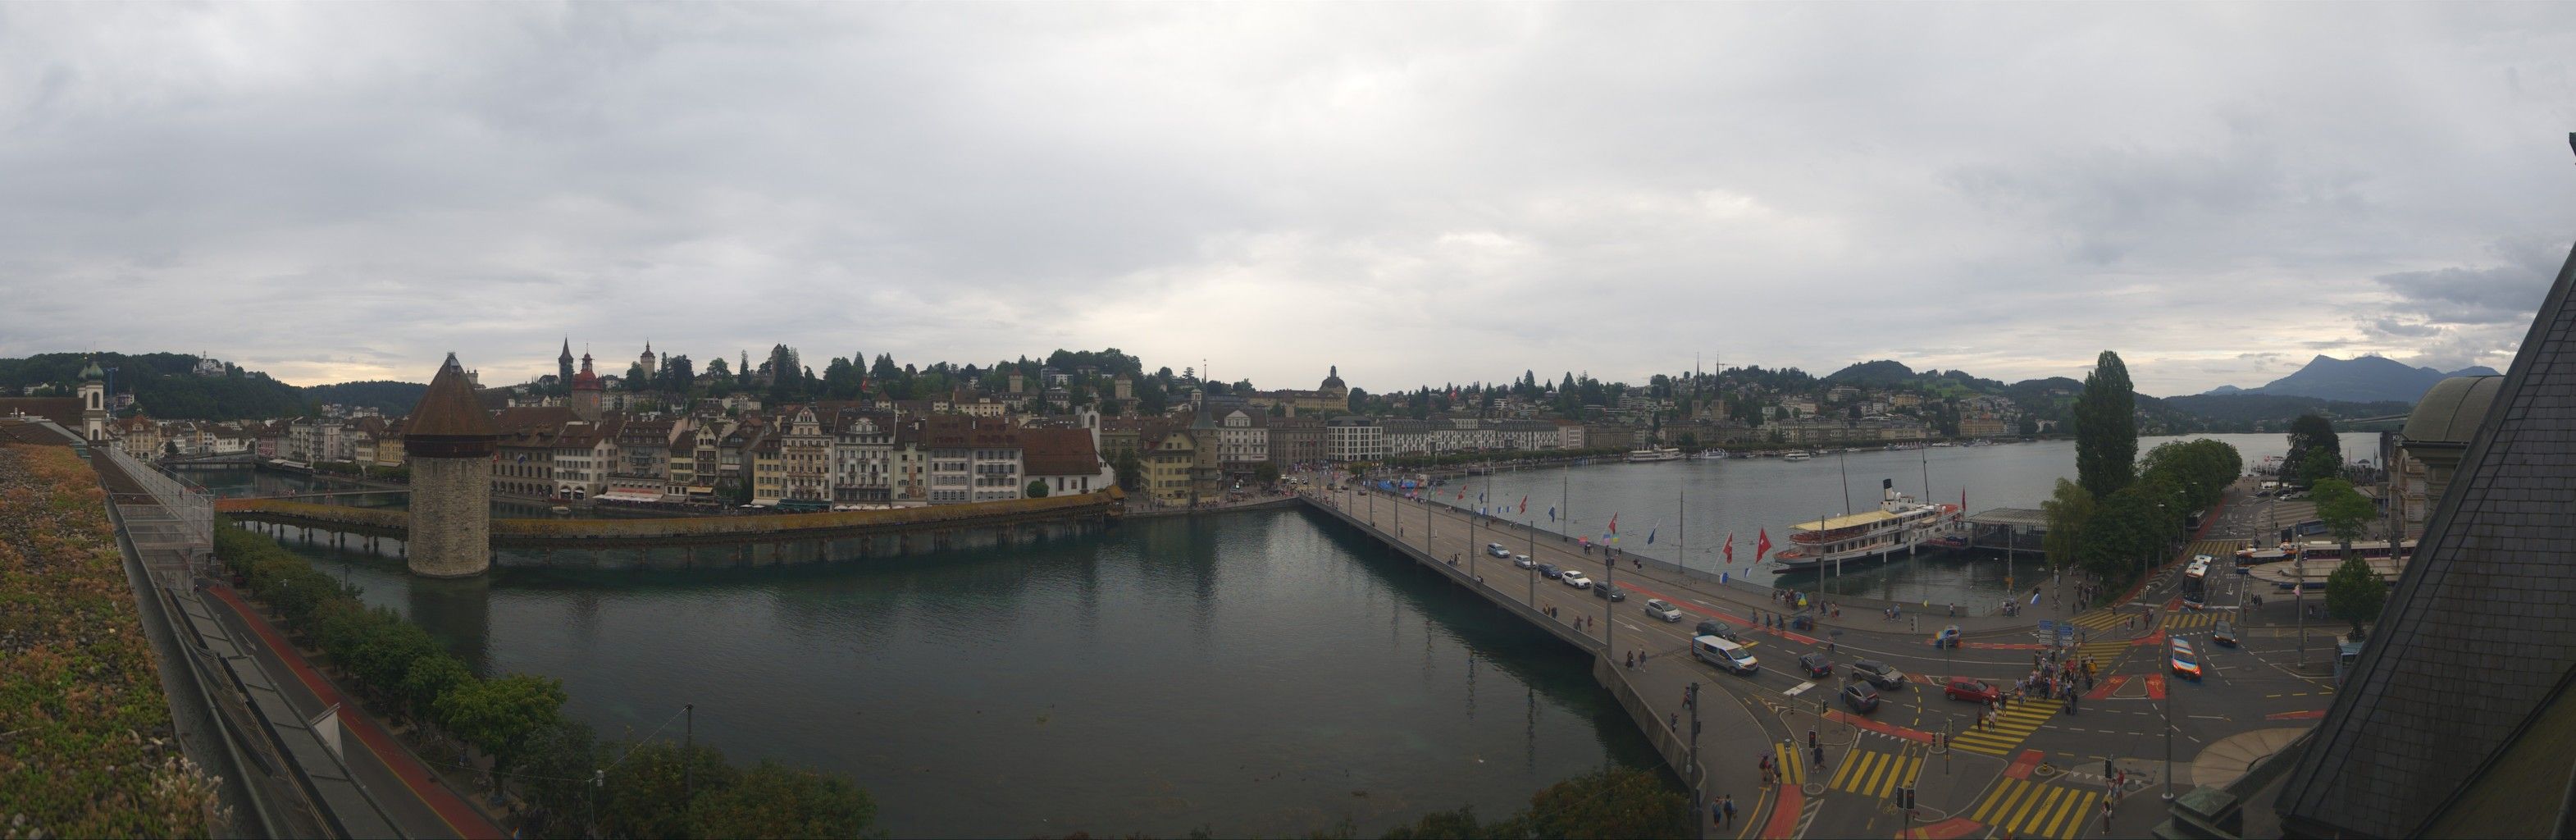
[{"x1": 207, "y1": 586, "x2": 506, "y2": 840}]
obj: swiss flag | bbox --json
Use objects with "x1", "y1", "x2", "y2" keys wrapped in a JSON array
[
  {"x1": 1756, "y1": 528, "x2": 1773, "y2": 561},
  {"x1": 1723, "y1": 532, "x2": 1735, "y2": 564},
  {"x1": 1608, "y1": 514, "x2": 1619, "y2": 534}
]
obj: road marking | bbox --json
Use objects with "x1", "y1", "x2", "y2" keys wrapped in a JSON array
[{"x1": 1784, "y1": 681, "x2": 1816, "y2": 696}]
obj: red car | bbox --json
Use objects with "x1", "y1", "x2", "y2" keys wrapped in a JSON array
[{"x1": 1944, "y1": 678, "x2": 2000, "y2": 703}]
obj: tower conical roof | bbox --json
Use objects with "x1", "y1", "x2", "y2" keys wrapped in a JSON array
[{"x1": 404, "y1": 353, "x2": 498, "y2": 439}]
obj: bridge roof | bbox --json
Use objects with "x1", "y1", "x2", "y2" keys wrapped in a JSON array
[{"x1": 403, "y1": 353, "x2": 498, "y2": 439}]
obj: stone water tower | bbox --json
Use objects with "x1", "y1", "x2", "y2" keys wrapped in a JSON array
[{"x1": 403, "y1": 354, "x2": 499, "y2": 578}]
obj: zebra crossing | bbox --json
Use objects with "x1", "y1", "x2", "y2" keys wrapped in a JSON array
[
  {"x1": 1947, "y1": 698, "x2": 2064, "y2": 756},
  {"x1": 2064, "y1": 609, "x2": 2127, "y2": 632},
  {"x1": 1770, "y1": 741, "x2": 1810, "y2": 786},
  {"x1": 1971, "y1": 777, "x2": 2104, "y2": 839},
  {"x1": 2162, "y1": 612, "x2": 2219, "y2": 630},
  {"x1": 1827, "y1": 747, "x2": 1920, "y2": 798},
  {"x1": 2074, "y1": 637, "x2": 2131, "y2": 665}
]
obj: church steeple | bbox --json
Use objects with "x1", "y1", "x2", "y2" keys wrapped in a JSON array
[{"x1": 558, "y1": 338, "x2": 576, "y2": 386}]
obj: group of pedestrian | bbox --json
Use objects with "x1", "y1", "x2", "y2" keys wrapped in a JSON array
[{"x1": 1624, "y1": 649, "x2": 1652, "y2": 668}]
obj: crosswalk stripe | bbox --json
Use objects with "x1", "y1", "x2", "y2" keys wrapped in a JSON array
[
  {"x1": 1969, "y1": 778, "x2": 2105, "y2": 839},
  {"x1": 2046, "y1": 788, "x2": 2090, "y2": 838}
]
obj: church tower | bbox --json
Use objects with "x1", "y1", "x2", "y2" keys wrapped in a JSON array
[
  {"x1": 638, "y1": 340, "x2": 657, "y2": 383},
  {"x1": 571, "y1": 351, "x2": 603, "y2": 422},
  {"x1": 77, "y1": 358, "x2": 107, "y2": 442},
  {"x1": 558, "y1": 338, "x2": 576, "y2": 386},
  {"x1": 403, "y1": 354, "x2": 499, "y2": 578}
]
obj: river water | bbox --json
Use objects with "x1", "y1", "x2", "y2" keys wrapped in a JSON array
[
  {"x1": 237, "y1": 431, "x2": 2372, "y2": 835},
  {"x1": 281, "y1": 510, "x2": 1665, "y2": 838}
]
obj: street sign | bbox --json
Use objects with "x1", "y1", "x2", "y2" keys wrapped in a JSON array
[
  {"x1": 2058, "y1": 625, "x2": 2075, "y2": 644},
  {"x1": 2038, "y1": 619, "x2": 2057, "y2": 635}
]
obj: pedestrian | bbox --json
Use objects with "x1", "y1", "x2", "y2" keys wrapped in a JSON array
[
  {"x1": 1625, "y1": 651, "x2": 1635, "y2": 668},
  {"x1": 2102, "y1": 797, "x2": 2114, "y2": 834},
  {"x1": 1671, "y1": 711, "x2": 1680, "y2": 731},
  {"x1": 1721, "y1": 794, "x2": 1737, "y2": 829},
  {"x1": 1759, "y1": 753, "x2": 1775, "y2": 787},
  {"x1": 1812, "y1": 742, "x2": 1826, "y2": 772}
]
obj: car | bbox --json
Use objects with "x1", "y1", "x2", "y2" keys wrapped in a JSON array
[
  {"x1": 1487, "y1": 542, "x2": 1511, "y2": 558},
  {"x1": 1931, "y1": 624, "x2": 1963, "y2": 649},
  {"x1": 1591, "y1": 582, "x2": 1625, "y2": 601},
  {"x1": 1561, "y1": 570, "x2": 1593, "y2": 589},
  {"x1": 1512, "y1": 554, "x2": 1535, "y2": 568},
  {"x1": 2211, "y1": 619, "x2": 2239, "y2": 647},
  {"x1": 2256, "y1": 489, "x2": 2273, "y2": 497},
  {"x1": 1840, "y1": 682, "x2": 1881, "y2": 714},
  {"x1": 1644, "y1": 599, "x2": 1685, "y2": 622},
  {"x1": 1694, "y1": 619, "x2": 1745, "y2": 643},
  {"x1": 1693, "y1": 635, "x2": 1760, "y2": 675},
  {"x1": 1538, "y1": 564, "x2": 1563, "y2": 578},
  {"x1": 2171, "y1": 637, "x2": 2204, "y2": 681},
  {"x1": 1850, "y1": 660, "x2": 1908, "y2": 691},
  {"x1": 1798, "y1": 652, "x2": 1834, "y2": 678},
  {"x1": 1944, "y1": 678, "x2": 2000, "y2": 703}
]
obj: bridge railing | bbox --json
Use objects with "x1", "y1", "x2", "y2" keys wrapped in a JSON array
[{"x1": 101, "y1": 445, "x2": 214, "y2": 561}]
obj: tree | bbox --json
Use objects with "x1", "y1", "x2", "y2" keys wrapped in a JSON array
[
  {"x1": 2284, "y1": 413, "x2": 2340, "y2": 479},
  {"x1": 2310, "y1": 477, "x2": 2377, "y2": 629},
  {"x1": 398, "y1": 652, "x2": 472, "y2": 727},
  {"x1": 435, "y1": 673, "x2": 568, "y2": 789},
  {"x1": 1113, "y1": 450, "x2": 1144, "y2": 491},
  {"x1": 1516, "y1": 766, "x2": 1689, "y2": 839},
  {"x1": 2040, "y1": 479, "x2": 2095, "y2": 576},
  {"x1": 686, "y1": 760, "x2": 879, "y2": 838},
  {"x1": 514, "y1": 719, "x2": 600, "y2": 838},
  {"x1": 2298, "y1": 447, "x2": 2343, "y2": 486},
  {"x1": 1025, "y1": 479, "x2": 1049, "y2": 498},
  {"x1": 601, "y1": 740, "x2": 739, "y2": 839},
  {"x1": 2325, "y1": 553, "x2": 2387, "y2": 639},
  {"x1": 1253, "y1": 462, "x2": 1282, "y2": 486},
  {"x1": 2074, "y1": 350, "x2": 2138, "y2": 499},
  {"x1": 1382, "y1": 805, "x2": 1506, "y2": 839}
]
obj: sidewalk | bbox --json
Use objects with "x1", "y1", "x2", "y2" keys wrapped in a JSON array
[{"x1": 203, "y1": 585, "x2": 508, "y2": 840}]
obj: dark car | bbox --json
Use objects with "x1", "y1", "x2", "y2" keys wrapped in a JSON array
[
  {"x1": 1538, "y1": 564, "x2": 1563, "y2": 579},
  {"x1": 1850, "y1": 660, "x2": 1908, "y2": 691},
  {"x1": 1798, "y1": 652, "x2": 1834, "y2": 679},
  {"x1": 1695, "y1": 619, "x2": 1745, "y2": 643},
  {"x1": 2211, "y1": 619, "x2": 2239, "y2": 647},
  {"x1": 1944, "y1": 678, "x2": 2000, "y2": 703},
  {"x1": 1593, "y1": 583, "x2": 1627, "y2": 601},
  {"x1": 1840, "y1": 683, "x2": 1881, "y2": 714}
]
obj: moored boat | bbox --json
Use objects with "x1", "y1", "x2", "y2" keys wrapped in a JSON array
[
  {"x1": 1625, "y1": 446, "x2": 1684, "y2": 463},
  {"x1": 1770, "y1": 481, "x2": 1963, "y2": 573}
]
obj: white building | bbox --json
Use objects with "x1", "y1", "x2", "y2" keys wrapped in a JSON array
[{"x1": 1327, "y1": 418, "x2": 1385, "y2": 462}]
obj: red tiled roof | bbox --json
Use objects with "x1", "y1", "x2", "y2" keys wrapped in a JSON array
[{"x1": 1020, "y1": 428, "x2": 1100, "y2": 477}]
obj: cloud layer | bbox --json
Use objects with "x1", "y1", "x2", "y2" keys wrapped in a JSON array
[{"x1": 3, "y1": 3, "x2": 2573, "y2": 395}]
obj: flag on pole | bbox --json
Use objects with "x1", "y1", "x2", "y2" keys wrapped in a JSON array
[
  {"x1": 1757, "y1": 528, "x2": 1773, "y2": 561},
  {"x1": 1723, "y1": 532, "x2": 1735, "y2": 564},
  {"x1": 1647, "y1": 523, "x2": 1658, "y2": 545},
  {"x1": 1479, "y1": 491, "x2": 1488, "y2": 504},
  {"x1": 1548, "y1": 506, "x2": 1557, "y2": 522},
  {"x1": 1519, "y1": 496, "x2": 1527, "y2": 514},
  {"x1": 2029, "y1": 590, "x2": 2042, "y2": 606},
  {"x1": 1608, "y1": 514, "x2": 1619, "y2": 534}
]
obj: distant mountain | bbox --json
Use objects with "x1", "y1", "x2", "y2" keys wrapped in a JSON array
[
  {"x1": 303, "y1": 380, "x2": 427, "y2": 415},
  {"x1": 2204, "y1": 355, "x2": 2497, "y2": 404},
  {"x1": 2159, "y1": 393, "x2": 2417, "y2": 427}
]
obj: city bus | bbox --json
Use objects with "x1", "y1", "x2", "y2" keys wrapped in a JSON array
[
  {"x1": 2181, "y1": 555, "x2": 2214, "y2": 609},
  {"x1": 2294, "y1": 540, "x2": 2417, "y2": 563}
]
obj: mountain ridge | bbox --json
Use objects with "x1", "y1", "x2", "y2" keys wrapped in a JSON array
[{"x1": 2200, "y1": 354, "x2": 2500, "y2": 403}]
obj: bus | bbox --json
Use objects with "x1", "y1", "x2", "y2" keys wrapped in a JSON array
[
  {"x1": 2295, "y1": 540, "x2": 2417, "y2": 563},
  {"x1": 2181, "y1": 555, "x2": 2214, "y2": 609}
]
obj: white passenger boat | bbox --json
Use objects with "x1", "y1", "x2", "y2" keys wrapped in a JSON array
[
  {"x1": 1625, "y1": 446, "x2": 1684, "y2": 463},
  {"x1": 1771, "y1": 482, "x2": 1963, "y2": 573}
]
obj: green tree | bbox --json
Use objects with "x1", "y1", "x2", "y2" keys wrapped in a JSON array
[
  {"x1": 601, "y1": 740, "x2": 739, "y2": 839},
  {"x1": 2040, "y1": 479, "x2": 2095, "y2": 576},
  {"x1": 2074, "y1": 351, "x2": 2138, "y2": 499},
  {"x1": 1025, "y1": 479, "x2": 1049, "y2": 499},
  {"x1": 1254, "y1": 462, "x2": 1282, "y2": 486},
  {"x1": 686, "y1": 760, "x2": 879, "y2": 838},
  {"x1": 514, "y1": 719, "x2": 601, "y2": 838},
  {"x1": 2309, "y1": 477, "x2": 2378, "y2": 638},
  {"x1": 2298, "y1": 447, "x2": 2344, "y2": 486},
  {"x1": 435, "y1": 673, "x2": 568, "y2": 789},
  {"x1": 1382, "y1": 805, "x2": 1506, "y2": 839},
  {"x1": 2284, "y1": 413, "x2": 2340, "y2": 479},
  {"x1": 399, "y1": 655, "x2": 472, "y2": 726},
  {"x1": 1517, "y1": 767, "x2": 1689, "y2": 839}
]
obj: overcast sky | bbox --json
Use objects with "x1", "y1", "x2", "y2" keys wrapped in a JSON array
[{"x1": 6, "y1": 3, "x2": 2574, "y2": 397}]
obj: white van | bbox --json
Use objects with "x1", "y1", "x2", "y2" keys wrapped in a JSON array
[{"x1": 1693, "y1": 635, "x2": 1760, "y2": 675}]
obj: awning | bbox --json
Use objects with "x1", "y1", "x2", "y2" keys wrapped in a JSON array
[{"x1": 600, "y1": 491, "x2": 662, "y2": 502}]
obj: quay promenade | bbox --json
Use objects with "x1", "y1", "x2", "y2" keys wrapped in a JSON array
[{"x1": 1297, "y1": 481, "x2": 2245, "y2": 839}]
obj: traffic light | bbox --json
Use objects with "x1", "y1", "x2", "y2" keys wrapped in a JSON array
[
  {"x1": 1899, "y1": 786, "x2": 1916, "y2": 810},
  {"x1": 1686, "y1": 682, "x2": 1698, "y2": 709}
]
